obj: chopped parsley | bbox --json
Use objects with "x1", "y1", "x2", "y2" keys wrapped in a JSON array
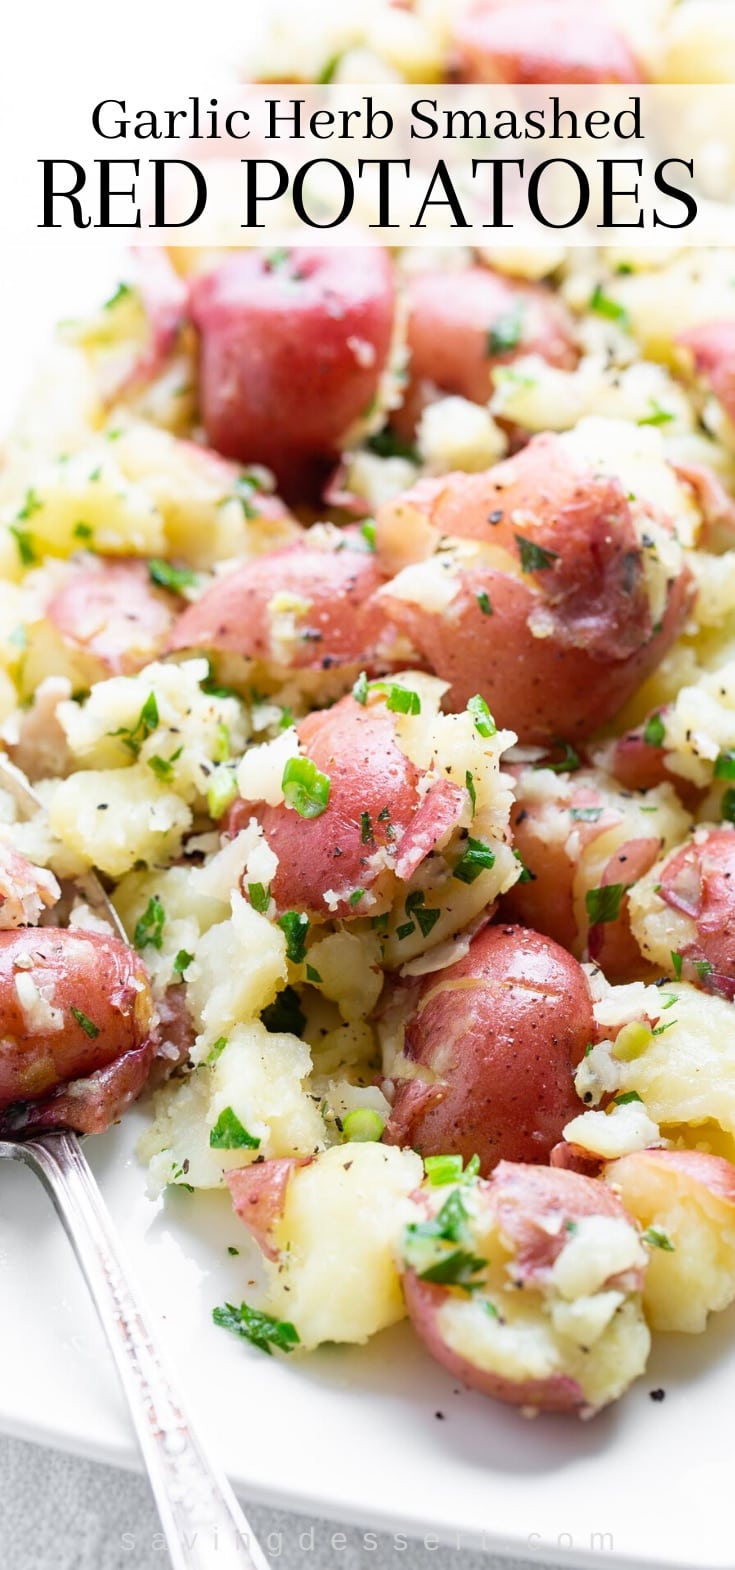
[
  {"x1": 73, "y1": 521, "x2": 94, "y2": 542},
  {"x1": 613, "y1": 1090, "x2": 643, "y2": 1105},
  {"x1": 365, "y1": 429, "x2": 419, "y2": 463},
  {"x1": 405, "y1": 1189, "x2": 485, "y2": 1288},
  {"x1": 543, "y1": 739, "x2": 581, "y2": 775},
  {"x1": 212, "y1": 1301, "x2": 299, "y2": 1355},
  {"x1": 17, "y1": 487, "x2": 43, "y2": 521},
  {"x1": 305, "y1": 964, "x2": 322, "y2": 984},
  {"x1": 714, "y1": 750, "x2": 735, "y2": 781},
  {"x1": 248, "y1": 881, "x2": 270, "y2": 913},
  {"x1": 643, "y1": 1227, "x2": 675, "y2": 1252},
  {"x1": 351, "y1": 674, "x2": 421, "y2": 715},
  {"x1": 317, "y1": 51, "x2": 344, "y2": 85},
  {"x1": 110, "y1": 692, "x2": 159, "y2": 757},
  {"x1": 670, "y1": 951, "x2": 683, "y2": 980},
  {"x1": 694, "y1": 959, "x2": 714, "y2": 980},
  {"x1": 70, "y1": 1007, "x2": 100, "y2": 1039},
  {"x1": 487, "y1": 303, "x2": 524, "y2": 356},
  {"x1": 360, "y1": 811, "x2": 374, "y2": 844},
  {"x1": 209, "y1": 1107, "x2": 260, "y2": 1151},
  {"x1": 9, "y1": 526, "x2": 37, "y2": 567},
  {"x1": 643, "y1": 711, "x2": 666, "y2": 748},
  {"x1": 261, "y1": 985, "x2": 305, "y2": 1036},
  {"x1": 454, "y1": 837, "x2": 496, "y2": 884},
  {"x1": 207, "y1": 1036, "x2": 228, "y2": 1063},
  {"x1": 722, "y1": 787, "x2": 735, "y2": 825},
  {"x1": 589, "y1": 284, "x2": 630, "y2": 328},
  {"x1": 586, "y1": 883, "x2": 626, "y2": 926},
  {"x1": 281, "y1": 756, "x2": 331, "y2": 818},
  {"x1": 348, "y1": 888, "x2": 366, "y2": 908},
  {"x1": 278, "y1": 910, "x2": 310, "y2": 965},
  {"x1": 134, "y1": 895, "x2": 165, "y2": 951},
  {"x1": 476, "y1": 590, "x2": 493, "y2": 616},
  {"x1": 147, "y1": 747, "x2": 183, "y2": 783},
  {"x1": 173, "y1": 949, "x2": 194, "y2": 977},
  {"x1": 103, "y1": 280, "x2": 134, "y2": 310},
  {"x1": 467, "y1": 694, "x2": 496, "y2": 738},
  {"x1": 465, "y1": 770, "x2": 476, "y2": 813},
  {"x1": 148, "y1": 559, "x2": 197, "y2": 594},
  {"x1": 361, "y1": 519, "x2": 377, "y2": 551},
  {"x1": 515, "y1": 534, "x2": 559, "y2": 574},
  {"x1": 403, "y1": 890, "x2": 441, "y2": 938},
  {"x1": 638, "y1": 402, "x2": 675, "y2": 428}
]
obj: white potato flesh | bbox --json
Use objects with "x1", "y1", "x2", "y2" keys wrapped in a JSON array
[
  {"x1": 261, "y1": 1144, "x2": 424, "y2": 1348},
  {"x1": 606, "y1": 1150, "x2": 735, "y2": 1332}
]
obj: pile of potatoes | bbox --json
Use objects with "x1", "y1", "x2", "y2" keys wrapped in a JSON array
[{"x1": 4, "y1": 8, "x2": 735, "y2": 1412}]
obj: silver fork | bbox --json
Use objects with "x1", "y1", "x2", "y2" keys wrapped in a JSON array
[{"x1": 0, "y1": 757, "x2": 271, "y2": 1570}]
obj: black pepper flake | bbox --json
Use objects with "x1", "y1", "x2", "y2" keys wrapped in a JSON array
[
  {"x1": 487, "y1": 510, "x2": 503, "y2": 525},
  {"x1": 649, "y1": 1388, "x2": 666, "y2": 1402},
  {"x1": 434, "y1": 1411, "x2": 445, "y2": 1421}
]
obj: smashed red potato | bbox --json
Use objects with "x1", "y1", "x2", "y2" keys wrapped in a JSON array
[
  {"x1": 375, "y1": 434, "x2": 693, "y2": 742},
  {"x1": 0, "y1": 927, "x2": 157, "y2": 1135},
  {"x1": 383, "y1": 924, "x2": 593, "y2": 1172},
  {"x1": 399, "y1": 1162, "x2": 650, "y2": 1415}
]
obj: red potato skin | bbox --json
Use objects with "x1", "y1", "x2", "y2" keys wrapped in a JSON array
[
  {"x1": 657, "y1": 828, "x2": 735, "y2": 999},
  {"x1": 503, "y1": 777, "x2": 661, "y2": 979},
  {"x1": 403, "y1": 1162, "x2": 642, "y2": 1414},
  {"x1": 0, "y1": 928, "x2": 157, "y2": 1114},
  {"x1": 166, "y1": 529, "x2": 394, "y2": 677},
  {"x1": 4, "y1": 1040, "x2": 156, "y2": 1137},
  {"x1": 383, "y1": 924, "x2": 594, "y2": 1173},
  {"x1": 376, "y1": 436, "x2": 694, "y2": 742},
  {"x1": 393, "y1": 267, "x2": 576, "y2": 438},
  {"x1": 188, "y1": 248, "x2": 396, "y2": 500},
  {"x1": 234, "y1": 694, "x2": 464, "y2": 920},
  {"x1": 226, "y1": 1157, "x2": 311, "y2": 1260},
  {"x1": 453, "y1": 1, "x2": 645, "y2": 84},
  {"x1": 678, "y1": 323, "x2": 735, "y2": 428},
  {"x1": 46, "y1": 559, "x2": 180, "y2": 677}
]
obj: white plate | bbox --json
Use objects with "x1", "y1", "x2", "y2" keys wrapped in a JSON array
[{"x1": 1, "y1": 241, "x2": 733, "y2": 1570}]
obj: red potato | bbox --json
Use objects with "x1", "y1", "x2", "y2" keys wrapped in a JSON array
[
  {"x1": 503, "y1": 770, "x2": 673, "y2": 981},
  {"x1": 655, "y1": 827, "x2": 735, "y2": 999},
  {"x1": 678, "y1": 322, "x2": 735, "y2": 428},
  {"x1": 188, "y1": 248, "x2": 396, "y2": 500},
  {"x1": 400, "y1": 1161, "x2": 649, "y2": 1415},
  {"x1": 453, "y1": 1, "x2": 645, "y2": 84},
  {"x1": 605, "y1": 1148, "x2": 735, "y2": 1332},
  {"x1": 233, "y1": 693, "x2": 465, "y2": 920},
  {"x1": 7, "y1": 1040, "x2": 157, "y2": 1137},
  {"x1": 393, "y1": 267, "x2": 576, "y2": 438},
  {"x1": 46, "y1": 558, "x2": 180, "y2": 678},
  {"x1": 0, "y1": 928, "x2": 157, "y2": 1123},
  {"x1": 0, "y1": 845, "x2": 60, "y2": 929},
  {"x1": 375, "y1": 435, "x2": 694, "y2": 742},
  {"x1": 166, "y1": 528, "x2": 395, "y2": 681},
  {"x1": 383, "y1": 924, "x2": 593, "y2": 1172}
]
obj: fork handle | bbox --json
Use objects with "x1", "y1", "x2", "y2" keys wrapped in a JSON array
[{"x1": 6, "y1": 1130, "x2": 271, "y2": 1570}]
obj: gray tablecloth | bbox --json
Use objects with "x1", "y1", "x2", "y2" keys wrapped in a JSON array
[{"x1": 0, "y1": 1435, "x2": 534, "y2": 1570}]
